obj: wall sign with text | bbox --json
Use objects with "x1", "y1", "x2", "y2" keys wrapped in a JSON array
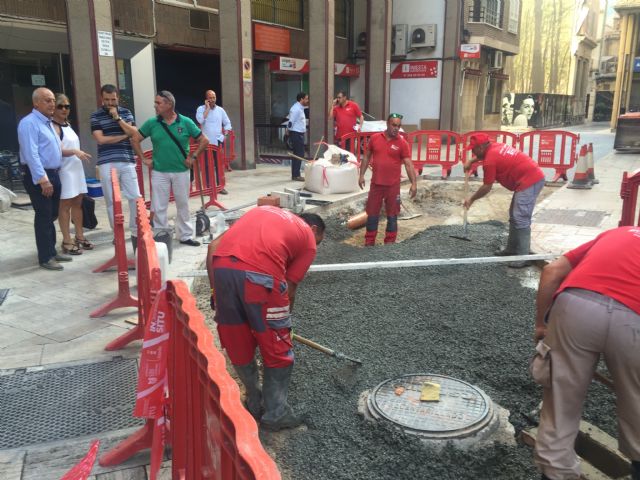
[{"x1": 390, "y1": 61, "x2": 438, "y2": 79}]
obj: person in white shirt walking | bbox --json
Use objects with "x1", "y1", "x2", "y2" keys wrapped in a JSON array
[
  {"x1": 196, "y1": 90, "x2": 231, "y2": 194},
  {"x1": 287, "y1": 92, "x2": 308, "y2": 181}
]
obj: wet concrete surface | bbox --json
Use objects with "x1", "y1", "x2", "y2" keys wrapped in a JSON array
[{"x1": 194, "y1": 213, "x2": 617, "y2": 480}]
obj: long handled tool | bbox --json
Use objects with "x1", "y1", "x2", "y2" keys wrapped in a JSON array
[
  {"x1": 450, "y1": 172, "x2": 471, "y2": 241},
  {"x1": 292, "y1": 333, "x2": 362, "y2": 365}
]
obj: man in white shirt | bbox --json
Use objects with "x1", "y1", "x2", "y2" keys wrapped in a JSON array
[
  {"x1": 287, "y1": 92, "x2": 309, "y2": 181},
  {"x1": 195, "y1": 90, "x2": 232, "y2": 194}
]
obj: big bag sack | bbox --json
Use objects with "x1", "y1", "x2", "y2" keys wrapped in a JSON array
[
  {"x1": 529, "y1": 340, "x2": 552, "y2": 388},
  {"x1": 82, "y1": 194, "x2": 98, "y2": 230}
]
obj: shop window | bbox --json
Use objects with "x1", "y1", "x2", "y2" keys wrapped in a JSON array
[
  {"x1": 251, "y1": 0, "x2": 303, "y2": 29},
  {"x1": 335, "y1": 0, "x2": 348, "y2": 38}
]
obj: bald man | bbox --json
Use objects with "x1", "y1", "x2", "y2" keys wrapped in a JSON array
[{"x1": 196, "y1": 90, "x2": 232, "y2": 194}]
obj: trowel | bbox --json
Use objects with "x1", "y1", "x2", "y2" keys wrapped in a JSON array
[{"x1": 450, "y1": 173, "x2": 472, "y2": 241}]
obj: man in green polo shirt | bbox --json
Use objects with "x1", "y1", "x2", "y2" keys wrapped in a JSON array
[{"x1": 131, "y1": 90, "x2": 209, "y2": 246}]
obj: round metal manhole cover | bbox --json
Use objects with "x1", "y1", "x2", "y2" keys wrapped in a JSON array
[{"x1": 367, "y1": 374, "x2": 493, "y2": 439}]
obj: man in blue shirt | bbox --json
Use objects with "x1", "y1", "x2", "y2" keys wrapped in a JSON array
[
  {"x1": 18, "y1": 87, "x2": 72, "y2": 270},
  {"x1": 287, "y1": 92, "x2": 309, "y2": 181},
  {"x1": 196, "y1": 90, "x2": 231, "y2": 194}
]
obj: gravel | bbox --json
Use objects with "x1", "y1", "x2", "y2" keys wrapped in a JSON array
[{"x1": 193, "y1": 219, "x2": 617, "y2": 480}]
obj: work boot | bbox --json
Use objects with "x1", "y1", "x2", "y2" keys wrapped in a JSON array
[
  {"x1": 494, "y1": 223, "x2": 518, "y2": 256},
  {"x1": 260, "y1": 365, "x2": 303, "y2": 431},
  {"x1": 632, "y1": 460, "x2": 640, "y2": 480},
  {"x1": 508, "y1": 227, "x2": 532, "y2": 268},
  {"x1": 233, "y1": 360, "x2": 263, "y2": 421}
]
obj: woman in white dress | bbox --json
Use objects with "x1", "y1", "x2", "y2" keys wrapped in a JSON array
[{"x1": 52, "y1": 94, "x2": 93, "y2": 254}]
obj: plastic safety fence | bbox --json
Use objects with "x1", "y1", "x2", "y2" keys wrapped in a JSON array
[
  {"x1": 90, "y1": 168, "x2": 138, "y2": 318},
  {"x1": 407, "y1": 130, "x2": 462, "y2": 179},
  {"x1": 462, "y1": 130, "x2": 518, "y2": 176},
  {"x1": 619, "y1": 168, "x2": 640, "y2": 226},
  {"x1": 135, "y1": 145, "x2": 226, "y2": 210},
  {"x1": 104, "y1": 198, "x2": 162, "y2": 351},
  {"x1": 519, "y1": 130, "x2": 579, "y2": 182},
  {"x1": 223, "y1": 130, "x2": 236, "y2": 171},
  {"x1": 339, "y1": 131, "x2": 379, "y2": 164}
]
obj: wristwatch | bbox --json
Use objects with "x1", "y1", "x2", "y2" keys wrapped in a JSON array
[{"x1": 114, "y1": 117, "x2": 122, "y2": 122}]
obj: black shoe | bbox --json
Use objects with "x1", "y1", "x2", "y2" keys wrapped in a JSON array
[
  {"x1": 219, "y1": 188, "x2": 228, "y2": 195},
  {"x1": 292, "y1": 176, "x2": 305, "y2": 182},
  {"x1": 40, "y1": 258, "x2": 63, "y2": 271},
  {"x1": 55, "y1": 253, "x2": 73, "y2": 262},
  {"x1": 179, "y1": 238, "x2": 201, "y2": 247}
]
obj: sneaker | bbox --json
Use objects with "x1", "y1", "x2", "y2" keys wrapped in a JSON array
[
  {"x1": 40, "y1": 258, "x2": 63, "y2": 271},
  {"x1": 219, "y1": 188, "x2": 228, "y2": 195},
  {"x1": 55, "y1": 253, "x2": 73, "y2": 262},
  {"x1": 292, "y1": 176, "x2": 305, "y2": 182},
  {"x1": 179, "y1": 238, "x2": 201, "y2": 247}
]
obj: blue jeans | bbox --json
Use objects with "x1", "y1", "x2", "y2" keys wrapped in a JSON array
[{"x1": 289, "y1": 131, "x2": 305, "y2": 178}]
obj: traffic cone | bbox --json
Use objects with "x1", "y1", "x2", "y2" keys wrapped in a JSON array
[
  {"x1": 567, "y1": 145, "x2": 592, "y2": 189},
  {"x1": 586, "y1": 143, "x2": 599, "y2": 184}
]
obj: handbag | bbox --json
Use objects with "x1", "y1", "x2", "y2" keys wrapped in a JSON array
[{"x1": 81, "y1": 194, "x2": 98, "y2": 230}]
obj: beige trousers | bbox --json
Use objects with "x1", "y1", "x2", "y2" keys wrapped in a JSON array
[{"x1": 535, "y1": 288, "x2": 640, "y2": 479}]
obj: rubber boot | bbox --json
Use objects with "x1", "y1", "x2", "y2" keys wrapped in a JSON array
[
  {"x1": 508, "y1": 227, "x2": 532, "y2": 268},
  {"x1": 364, "y1": 215, "x2": 379, "y2": 247},
  {"x1": 632, "y1": 460, "x2": 640, "y2": 480},
  {"x1": 260, "y1": 365, "x2": 303, "y2": 431},
  {"x1": 131, "y1": 235, "x2": 138, "y2": 253},
  {"x1": 233, "y1": 360, "x2": 263, "y2": 420},
  {"x1": 494, "y1": 223, "x2": 517, "y2": 256},
  {"x1": 384, "y1": 216, "x2": 398, "y2": 244}
]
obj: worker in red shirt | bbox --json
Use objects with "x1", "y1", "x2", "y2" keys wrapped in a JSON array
[
  {"x1": 358, "y1": 113, "x2": 417, "y2": 246},
  {"x1": 331, "y1": 91, "x2": 364, "y2": 150},
  {"x1": 205, "y1": 206, "x2": 325, "y2": 431},
  {"x1": 533, "y1": 227, "x2": 640, "y2": 480},
  {"x1": 463, "y1": 133, "x2": 545, "y2": 268}
]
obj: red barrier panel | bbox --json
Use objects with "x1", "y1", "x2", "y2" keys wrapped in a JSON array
[
  {"x1": 90, "y1": 169, "x2": 138, "y2": 318},
  {"x1": 407, "y1": 130, "x2": 462, "y2": 179},
  {"x1": 339, "y1": 131, "x2": 379, "y2": 163},
  {"x1": 104, "y1": 198, "x2": 162, "y2": 351},
  {"x1": 519, "y1": 130, "x2": 580, "y2": 182},
  {"x1": 619, "y1": 168, "x2": 640, "y2": 226},
  {"x1": 223, "y1": 130, "x2": 235, "y2": 171},
  {"x1": 60, "y1": 440, "x2": 100, "y2": 480},
  {"x1": 461, "y1": 130, "x2": 519, "y2": 175}
]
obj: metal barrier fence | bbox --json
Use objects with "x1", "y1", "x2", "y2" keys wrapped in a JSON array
[{"x1": 619, "y1": 168, "x2": 640, "y2": 226}]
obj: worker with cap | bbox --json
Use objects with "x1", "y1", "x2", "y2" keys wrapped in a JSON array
[
  {"x1": 533, "y1": 226, "x2": 640, "y2": 480},
  {"x1": 206, "y1": 206, "x2": 325, "y2": 431},
  {"x1": 463, "y1": 133, "x2": 545, "y2": 268}
]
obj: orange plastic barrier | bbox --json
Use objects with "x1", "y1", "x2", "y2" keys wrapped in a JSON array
[
  {"x1": 339, "y1": 131, "x2": 379, "y2": 163},
  {"x1": 60, "y1": 440, "x2": 100, "y2": 480},
  {"x1": 462, "y1": 130, "x2": 518, "y2": 176},
  {"x1": 90, "y1": 169, "x2": 138, "y2": 318},
  {"x1": 223, "y1": 130, "x2": 236, "y2": 171},
  {"x1": 407, "y1": 130, "x2": 462, "y2": 179},
  {"x1": 519, "y1": 130, "x2": 580, "y2": 182},
  {"x1": 619, "y1": 168, "x2": 640, "y2": 226},
  {"x1": 99, "y1": 281, "x2": 281, "y2": 480}
]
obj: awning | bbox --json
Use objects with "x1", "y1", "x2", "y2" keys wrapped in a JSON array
[{"x1": 269, "y1": 56, "x2": 360, "y2": 77}]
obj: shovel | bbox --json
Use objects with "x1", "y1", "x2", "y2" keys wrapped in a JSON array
[
  {"x1": 292, "y1": 333, "x2": 362, "y2": 365},
  {"x1": 450, "y1": 172, "x2": 471, "y2": 241},
  {"x1": 399, "y1": 200, "x2": 422, "y2": 221}
]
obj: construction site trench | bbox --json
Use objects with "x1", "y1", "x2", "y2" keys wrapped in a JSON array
[{"x1": 194, "y1": 179, "x2": 618, "y2": 480}]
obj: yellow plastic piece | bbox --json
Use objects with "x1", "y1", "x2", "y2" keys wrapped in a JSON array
[{"x1": 420, "y1": 382, "x2": 441, "y2": 402}]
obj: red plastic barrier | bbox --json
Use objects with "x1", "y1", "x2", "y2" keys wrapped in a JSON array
[
  {"x1": 519, "y1": 130, "x2": 580, "y2": 182},
  {"x1": 619, "y1": 168, "x2": 640, "y2": 226},
  {"x1": 90, "y1": 169, "x2": 138, "y2": 318},
  {"x1": 104, "y1": 198, "x2": 162, "y2": 351},
  {"x1": 462, "y1": 130, "x2": 519, "y2": 175},
  {"x1": 339, "y1": 131, "x2": 379, "y2": 163},
  {"x1": 60, "y1": 440, "x2": 100, "y2": 480},
  {"x1": 100, "y1": 282, "x2": 281, "y2": 480},
  {"x1": 223, "y1": 130, "x2": 235, "y2": 171},
  {"x1": 407, "y1": 130, "x2": 462, "y2": 179}
]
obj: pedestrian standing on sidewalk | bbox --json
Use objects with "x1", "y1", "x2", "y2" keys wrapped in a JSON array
[
  {"x1": 330, "y1": 91, "x2": 364, "y2": 150},
  {"x1": 52, "y1": 93, "x2": 94, "y2": 255},
  {"x1": 90, "y1": 84, "x2": 141, "y2": 248},
  {"x1": 286, "y1": 92, "x2": 309, "y2": 181},
  {"x1": 130, "y1": 90, "x2": 208, "y2": 247},
  {"x1": 463, "y1": 133, "x2": 545, "y2": 268},
  {"x1": 205, "y1": 206, "x2": 325, "y2": 431},
  {"x1": 195, "y1": 90, "x2": 231, "y2": 194},
  {"x1": 358, "y1": 113, "x2": 417, "y2": 246},
  {"x1": 533, "y1": 226, "x2": 640, "y2": 480},
  {"x1": 18, "y1": 87, "x2": 72, "y2": 271}
]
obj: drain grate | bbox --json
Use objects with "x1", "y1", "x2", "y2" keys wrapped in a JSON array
[
  {"x1": 534, "y1": 209, "x2": 607, "y2": 227},
  {"x1": 0, "y1": 358, "x2": 143, "y2": 449}
]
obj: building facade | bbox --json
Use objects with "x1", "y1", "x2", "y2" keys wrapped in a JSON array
[{"x1": 611, "y1": 0, "x2": 640, "y2": 128}]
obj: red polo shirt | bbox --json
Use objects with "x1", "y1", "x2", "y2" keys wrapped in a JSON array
[
  {"x1": 558, "y1": 226, "x2": 640, "y2": 314},
  {"x1": 368, "y1": 132, "x2": 411, "y2": 186},
  {"x1": 482, "y1": 143, "x2": 544, "y2": 191},
  {"x1": 333, "y1": 100, "x2": 363, "y2": 140},
  {"x1": 213, "y1": 206, "x2": 317, "y2": 284}
]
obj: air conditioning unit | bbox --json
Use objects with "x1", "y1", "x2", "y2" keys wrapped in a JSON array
[
  {"x1": 409, "y1": 24, "x2": 436, "y2": 48},
  {"x1": 392, "y1": 24, "x2": 408, "y2": 57},
  {"x1": 491, "y1": 51, "x2": 504, "y2": 69}
]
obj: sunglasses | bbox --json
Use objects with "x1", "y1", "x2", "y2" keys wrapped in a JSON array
[
  {"x1": 56, "y1": 104, "x2": 71, "y2": 110},
  {"x1": 389, "y1": 113, "x2": 403, "y2": 119}
]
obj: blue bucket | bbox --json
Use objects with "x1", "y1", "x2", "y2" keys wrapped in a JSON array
[{"x1": 86, "y1": 177, "x2": 103, "y2": 198}]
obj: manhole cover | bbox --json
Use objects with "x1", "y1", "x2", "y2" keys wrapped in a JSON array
[
  {"x1": 0, "y1": 358, "x2": 143, "y2": 449},
  {"x1": 534, "y1": 209, "x2": 607, "y2": 227},
  {"x1": 367, "y1": 374, "x2": 493, "y2": 439}
]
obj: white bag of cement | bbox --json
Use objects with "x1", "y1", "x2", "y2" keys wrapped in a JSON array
[
  {"x1": 0, "y1": 185, "x2": 17, "y2": 213},
  {"x1": 303, "y1": 145, "x2": 359, "y2": 195}
]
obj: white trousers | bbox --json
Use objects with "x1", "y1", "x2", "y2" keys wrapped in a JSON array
[
  {"x1": 151, "y1": 170, "x2": 194, "y2": 241},
  {"x1": 98, "y1": 162, "x2": 141, "y2": 237}
]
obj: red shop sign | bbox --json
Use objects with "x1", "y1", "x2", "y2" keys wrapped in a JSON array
[
  {"x1": 390, "y1": 61, "x2": 438, "y2": 79},
  {"x1": 335, "y1": 63, "x2": 361, "y2": 77}
]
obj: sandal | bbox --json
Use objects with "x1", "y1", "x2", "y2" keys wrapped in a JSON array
[
  {"x1": 75, "y1": 237, "x2": 94, "y2": 250},
  {"x1": 62, "y1": 241, "x2": 82, "y2": 255}
]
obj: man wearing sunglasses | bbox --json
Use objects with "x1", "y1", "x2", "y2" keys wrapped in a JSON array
[{"x1": 358, "y1": 113, "x2": 417, "y2": 246}]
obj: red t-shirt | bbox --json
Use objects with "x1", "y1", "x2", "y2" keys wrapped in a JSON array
[
  {"x1": 558, "y1": 226, "x2": 640, "y2": 314},
  {"x1": 482, "y1": 143, "x2": 544, "y2": 191},
  {"x1": 214, "y1": 206, "x2": 317, "y2": 284},
  {"x1": 368, "y1": 132, "x2": 411, "y2": 186},
  {"x1": 333, "y1": 100, "x2": 362, "y2": 140}
]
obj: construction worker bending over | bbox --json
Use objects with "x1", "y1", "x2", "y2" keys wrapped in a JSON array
[
  {"x1": 358, "y1": 113, "x2": 417, "y2": 246},
  {"x1": 533, "y1": 226, "x2": 640, "y2": 480},
  {"x1": 463, "y1": 133, "x2": 545, "y2": 268},
  {"x1": 206, "y1": 206, "x2": 325, "y2": 431}
]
